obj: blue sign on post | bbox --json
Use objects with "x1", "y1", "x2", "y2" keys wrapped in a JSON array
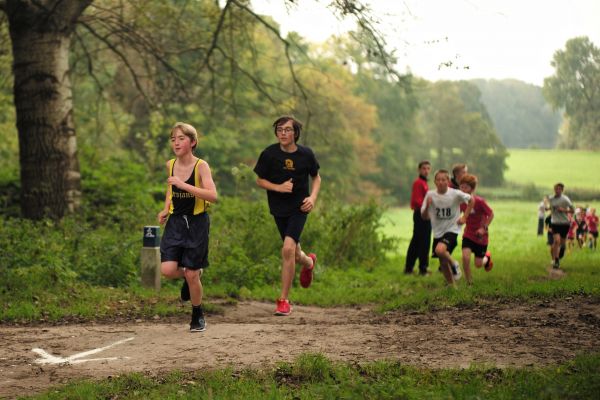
[{"x1": 143, "y1": 226, "x2": 160, "y2": 247}]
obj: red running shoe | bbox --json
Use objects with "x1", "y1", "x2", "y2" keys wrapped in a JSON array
[
  {"x1": 484, "y1": 251, "x2": 493, "y2": 272},
  {"x1": 274, "y1": 298, "x2": 291, "y2": 316},
  {"x1": 300, "y1": 253, "x2": 317, "y2": 288}
]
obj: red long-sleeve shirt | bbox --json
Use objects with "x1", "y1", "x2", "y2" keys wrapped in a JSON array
[{"x1": 410, "y1": 176, "x2": 429, "y2": 210}]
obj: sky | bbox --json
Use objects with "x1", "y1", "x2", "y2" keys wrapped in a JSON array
[{"x1": 250, "y1": 0, "x2": 600, "y2": 86}]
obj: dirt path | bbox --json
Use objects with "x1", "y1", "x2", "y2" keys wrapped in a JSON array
[{"x1": 1, "y1": 296, "x2": 599, "y2": 399}]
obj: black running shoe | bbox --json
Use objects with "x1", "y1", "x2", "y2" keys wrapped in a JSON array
[
  {"x1": 190, "y1": 316, "x2": 206, "y2": 332},
  {"x1": 180, "y1": 279, "x2": 190, "y2": 302}
]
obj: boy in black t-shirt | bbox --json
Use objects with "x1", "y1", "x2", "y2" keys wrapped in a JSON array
[{"x1": 254, "y1": 116, "x2": 321, "y2": 316}]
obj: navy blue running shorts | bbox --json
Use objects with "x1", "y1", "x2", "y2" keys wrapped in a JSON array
[
  {"x1": 160, "y1": 213, "x2": 209, "y2": 270},
  {"x1": 550, "y1": 223, "x2": 569, "y2": 239},
  {"x1": 431, "y1": 232, "x2": 458, "y2": 258},
  {"x1": 274, "y1": 213, "x2": 308, "y2": 243},
  {"x1": 461, "y1": 236, "x2": 488, "y2": 258}
]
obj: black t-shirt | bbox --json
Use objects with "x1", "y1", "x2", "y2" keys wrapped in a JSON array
[{"x1": 254, "y1": 143, "x2": 320, "y2": 217}]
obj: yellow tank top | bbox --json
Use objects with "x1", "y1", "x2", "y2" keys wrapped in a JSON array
[{"x1": 168, "y1": 158, "x2": 209, "y2": 215}]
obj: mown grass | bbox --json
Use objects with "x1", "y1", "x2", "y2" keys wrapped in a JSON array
[
  {"x1": 8, "y1": 200, "x2": 600, "y2": 399},
  {"x1": 23, "y1": 353, "x2": 600, "y2": 399},
  {"x1": 249, "y1": 200, "x2": 599, "y2": 311},
  {"x1": 3, "y1": 200, "x2": 598, "y2": 323},
  {"x1": 0, "y1": 284, "x2": 227, "y2": 324},
  {"x1": 505, "y1": 149, "x2": 600, "y2": 190}
]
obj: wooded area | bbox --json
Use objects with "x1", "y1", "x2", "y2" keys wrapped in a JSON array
[{"x1": 0, "y1": 1, "x2": 596, "y2": 220}]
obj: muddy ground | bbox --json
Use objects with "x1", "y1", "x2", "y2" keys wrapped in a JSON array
[{"x1": 1, "y1": 296, "x2": 599, "y2": 399}]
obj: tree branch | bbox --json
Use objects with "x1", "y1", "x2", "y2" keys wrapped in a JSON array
[
  {"x1": 230, "y1": 0, "x2": 311, "y2": 124},
  {"x1": 73, "y1": 29, "x2": 105, "y2": 93},
  {"x1": 78, "y1": 19, "x2": 156, "y2": 108},
  {"x1": 198, "y1": 0, "x2": 232, "y2": 72}
]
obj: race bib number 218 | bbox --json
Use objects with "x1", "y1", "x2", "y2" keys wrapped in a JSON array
[{"x1": 436, "y1": 207, "x2": 452, "y2": 219}]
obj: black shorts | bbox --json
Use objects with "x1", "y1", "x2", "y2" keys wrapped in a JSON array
[
  {"x1": 274, "y1": 213, "x2": 308, "y2": 243},
  {"x1": 432, "y1": 232, "x2": 458, "y2": 258},
  {"x1": 160, "y1": 213, "x2": 209, "y2": 270},
  {"x1": 592, "y1": 231, "x2": 599, "y2": 239},
  {"x1": 550, "y1": 223, "x2": 569, "y2": 239},
  {"x1": 461, "y1": 237, "x2": 488, "y2": 258}
]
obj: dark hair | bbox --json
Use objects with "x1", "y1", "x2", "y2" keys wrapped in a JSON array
[
  {"x1": 418, "y1": 160, "x2": 431, "y2": 169},
  {"x1": 273, "y1": 115, "x2": 302, "y2": 142},
  {"x1": 554, "y1": 182, "x2": 565, "y2": 189},
  {"x1": 434, "y1": 169, "x2": 450, "y2": 179}
]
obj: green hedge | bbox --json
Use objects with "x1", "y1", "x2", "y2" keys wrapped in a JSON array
[{"x1": 0, "y1": 158, "x2": 394, "y2": 298}]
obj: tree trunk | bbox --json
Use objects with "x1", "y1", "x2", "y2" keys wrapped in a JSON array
[{"x1": 5, "y1": 0, "x2": 92, "y2": 219}]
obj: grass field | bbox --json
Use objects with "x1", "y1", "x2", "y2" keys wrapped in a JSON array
[
  {"x1": 4, "y1": 200, "x2": 597, "y2": 320},
  {"x1": 248, "y1": 200, "x2": 599, "y2": 311},
  {"x1": 14, "y1": 200, "x2": 600, "y2": 399},
  {"x1": 505, "y1": 149, "x2": 600, "y2": 190}
]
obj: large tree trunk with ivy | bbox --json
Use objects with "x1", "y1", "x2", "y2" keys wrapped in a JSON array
[{"x1": 4, "y1": 0, "x2": 91, "y2": 219}]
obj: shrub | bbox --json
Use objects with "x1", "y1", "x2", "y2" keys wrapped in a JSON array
[
  {"x1": 206, "y1": 198, "x2": 395, "y2": 289},
  {"x1": 305, "y1": 201, "x2": 396, "y2": 271},
  {"x1": 0, "y1": 155, "x2": 394, "y2": 296}
]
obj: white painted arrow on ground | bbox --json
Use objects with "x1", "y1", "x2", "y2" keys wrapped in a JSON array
[{"x1": 32, "y1": 337, "x2": 134, "y2": 365}]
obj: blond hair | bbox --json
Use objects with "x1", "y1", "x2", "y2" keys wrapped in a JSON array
[
  {"x1": 170, "y1": 122, "x2": 198, "y2": 150},
  {"x1": 452, "y1": 163, "x2": 467, "y2": 177}
]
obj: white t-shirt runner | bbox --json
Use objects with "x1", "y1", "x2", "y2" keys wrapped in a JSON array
[{"x1": 421, "y1": 188, "x2": 472, "y2": 238}]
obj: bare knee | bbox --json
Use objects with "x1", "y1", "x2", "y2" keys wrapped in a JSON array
[
  {"x1": 282, "y1": 243, "x2": 296, "y2": 260},
  {"x1": 434, "y1": 245, "x2": 446, "y2": 258},
  {"x1": 161, "y1": 262, "x2": 179, "y2": 278},
  {"x1": 184, "y1": 268, "x2": 201, "y2": 282}
]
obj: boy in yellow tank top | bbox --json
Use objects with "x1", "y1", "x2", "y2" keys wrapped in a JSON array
[{"x1": 157, "y1": 122, "x2": 218, "y2": 332}]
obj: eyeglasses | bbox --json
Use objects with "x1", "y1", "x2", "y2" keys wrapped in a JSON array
[{"x1": 276, "y1": 127, "x2": 294, "y2": 134}]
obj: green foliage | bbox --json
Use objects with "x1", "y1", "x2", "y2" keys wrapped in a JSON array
[
  {"x1": 0, "y1": 152, "x2": 394, "y2": 310},
  {"x1": 0, "y1": 214, "x2": 139, "y2": 290},
  {"x1": 206, "y1": 197, "x2": 394, "y2": 294},
  {"x1": 0, "y1": 218, "x2": 78, "y2": 295},
  {"x1": 207, "y1": 197, "x2": 282, "y2": 290},
  {"x1": 543, "y1": 36, "x2": 600, "y2": 149},
  {"x1": 0, "y1": 18, "x2": 18, "y2": 179},
  {"x1": 249, "y1": 199, "x2": 599, "y2": 309},
  {"x1": 417, "y1": 80, "x2": 507, "y2": 187},
  {"x1": 0, "y1": 156, "x2": 157, "y2": 293},
  {"x1": 24, "y1": 353, "x2": 600, "y2": 399},
  {"x1": 473, "y1": 79, "x2": 562, "y2": 149},
  {"x1": 304, "y1": 201, "x2": 395, "y2": 271}
]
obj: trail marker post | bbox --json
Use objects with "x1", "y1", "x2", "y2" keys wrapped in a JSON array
[{"x1": 141, "y1": 226, "x2": 161, "y2": 290}]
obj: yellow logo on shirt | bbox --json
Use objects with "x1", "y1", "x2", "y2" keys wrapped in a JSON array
[{"x1": 284, "y1": 159, "x2": 295, "y2": 170}]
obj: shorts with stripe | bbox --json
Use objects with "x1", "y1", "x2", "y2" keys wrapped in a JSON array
[
  {"x1": 160, "y1": 213, "x2": 209, "y2": 270},
  {"x1": 431, "y1": 232, "x2": 458, "y2": 258}
]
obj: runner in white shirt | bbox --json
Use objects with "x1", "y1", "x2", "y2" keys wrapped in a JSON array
[{"x1": 421, "y1": 169, "x2": 474, "y2": 286}]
